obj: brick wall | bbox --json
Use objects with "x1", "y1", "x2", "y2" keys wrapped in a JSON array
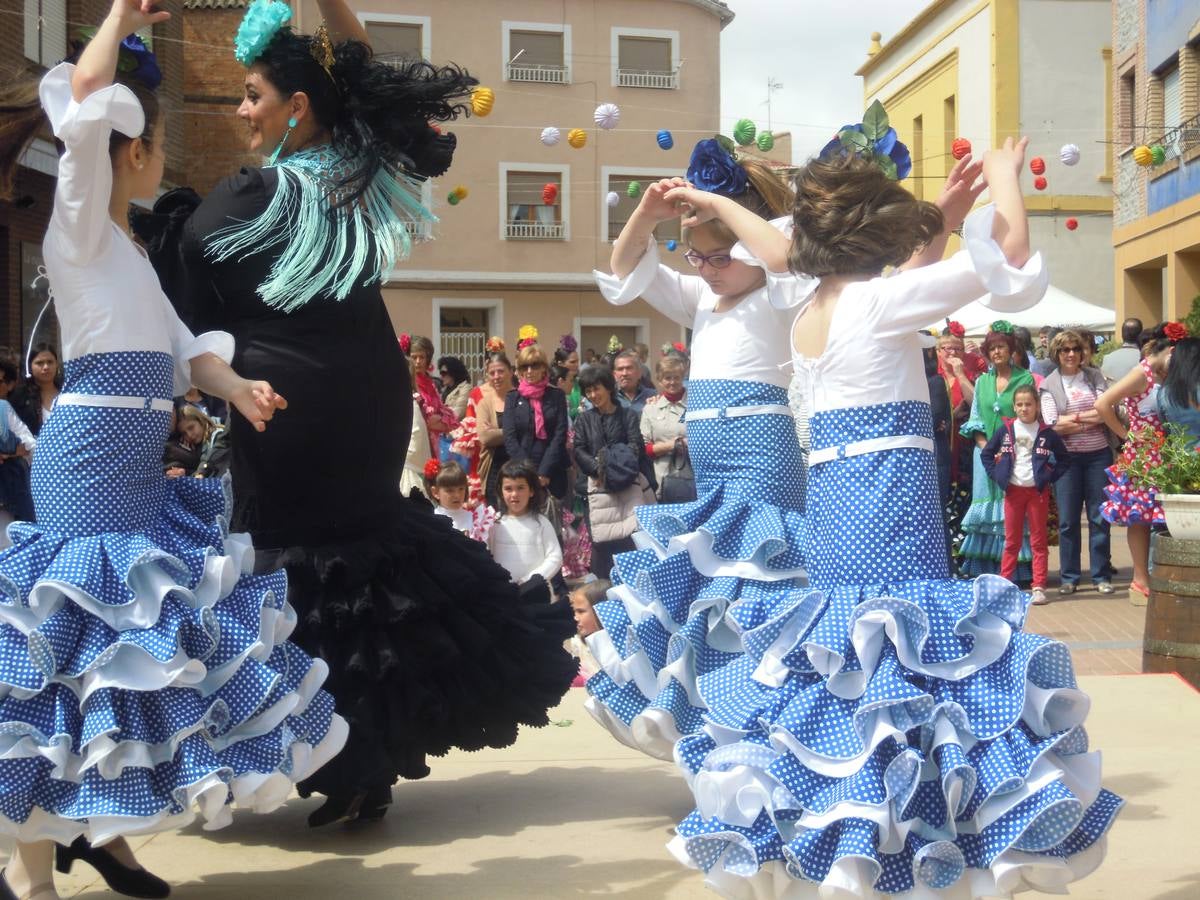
[
  {"x1": 182, "y1": 8, "x2": 257, "y2": 194},
  {"x1": 1113, "y1": 0, "x2": 1148, "y2": 228},
  {"x1": 0, "y1": 170, "x2": 54, "y2": 351}
]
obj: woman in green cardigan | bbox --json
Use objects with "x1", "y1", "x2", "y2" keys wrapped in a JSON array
[{"x1": 959, "y1": 323, "x2": 1036, "y2": 578}]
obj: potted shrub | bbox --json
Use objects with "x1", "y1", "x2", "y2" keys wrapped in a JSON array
[{"x1": 1122, "y1": 423, "x2": 1200, "y2": 539}]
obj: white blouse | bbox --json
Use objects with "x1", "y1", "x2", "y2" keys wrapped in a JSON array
[
  {"x1": 39, "y1": 64, "x2": 232, "y2": 395},
  {"x1": 594, "y1": 237, "x2": 816, "y2": 389},
  {"x1": 787, "y1": 205, "x2": 1049, "y2": 415}
]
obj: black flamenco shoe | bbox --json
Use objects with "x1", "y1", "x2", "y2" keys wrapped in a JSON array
[
  {"x1": 0, "y1": 869, "x2": 55, "y2": 900},
  {"x1": 55, "y1": 837, "x2": 170, "y2": 899},
  {"x1": 306, "y1": 790, "x2": 367, "y2": 828},
  {"x1": 352, "y1": 784, "x2": 393, "y2": 823}
]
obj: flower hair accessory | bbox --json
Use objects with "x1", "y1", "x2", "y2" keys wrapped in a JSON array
[
  {"x1": 1164, "y1": 321, "x2": 1189, "y2": 342},
  {"x1": 69, "y1": 30, "x2": 162, "y2": 90},
  {"x1": 820, "y1": 100, "x2": 912, "y2": 181},
  {"x1": 945, "y1": 319, "x2": 966, "y2": 339},
  {"x1": 687, "y1": 138, "x2": 749, "y2": 196},
  {"x1": 398, "y1": 333, "x2": 412, "y2": 355},
  {"x1": 607, "y1": 334, "x2": 623, "y2": 354},
  {"x1": 558, "y1": 334, "x2": 578, "y2": 354},
  {"x1": 485, "y1": 336, "x2": 505, "y2": 353},
  {"x1": 661, "y1": 341, "x2": 688, "y2": 356},
  {"x1": 989, "y1": 320, "x2": 1014, "y2": 335},
  {"x1": 423, "y1": 459, "x2": 441, "y2": 482},
  {"x1": 235, "y1": 0, "x2": 293, "y2": 66},
  {"x1": 517, "y1": 324, "x2": 539, "y2": 351}
]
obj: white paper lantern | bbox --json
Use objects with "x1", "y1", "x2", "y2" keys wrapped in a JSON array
[
  {"x1": 1059, "y1": 144, "x2": 1081, "y2": 166},
  {"x1": 593, "y1": 103, "x2": 621, "y2": 130},
  {"x1": 540, "y1": 126, "x2": 561, "y2": 147},
  {"x1": 606, "y1": 191, "x2": 620, "y2": 208}
]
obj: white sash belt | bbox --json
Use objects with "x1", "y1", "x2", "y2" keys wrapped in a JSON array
[
  {"x1": 57, "y1": 393, "x2": 174, "y2": 413},
  {"x1": 686, "y1": 403, "x2": 794, "y2": 421},
  {"x1": 809, "y1": 434, "x2": 934, "y2": 465}
]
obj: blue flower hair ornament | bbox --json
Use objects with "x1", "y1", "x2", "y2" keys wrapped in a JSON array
[
  {"x1": 687, "y1": 138, "x2": 749, "y2": 197},
  {"x1": 68, "y1": 30, "x2": 161, "y2": 91},
  {"x1": 235, "y1": 0, "x2": 293, "y2": 66},
  {"x1": 820, "y1": 100, "x2": 912, "y2": 181}
]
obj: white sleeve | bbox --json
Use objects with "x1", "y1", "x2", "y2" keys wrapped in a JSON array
[
  {"x1": 1040, "y1": 390, "x2": 1060, "y2": 426},
  {"x1": 864, "y1": 204, "x2": 1049, "y2": 340},
  {"x1": 162, "y1": 298, "x2": 235, "y2": 396},
  {"x1": 39, "y1": 63, "x2": 146, "y2": 266},
  {"x1": 6, "y1": 409, "x2": 35, "y2": 452},
  {"x1": 593, "y1": 237, "x2": 703, "y2": 327},
  {"x1": 532, "y1": 516, "x2": 563, "y2": 583},
  {"x1": 730, "y1": 216, "x2": 821, "y2": 310}
]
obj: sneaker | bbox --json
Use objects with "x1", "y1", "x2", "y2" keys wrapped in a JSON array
[
  {"x1": 1096, "y1": 581, "x2": 1115, "y2": 594},
  {"x1": 1058, "y1": 583, "x2": 1076, "y2": 595},
  {"x1": 1031, "y1": 588, "x2": 1050, "y2": 605}
]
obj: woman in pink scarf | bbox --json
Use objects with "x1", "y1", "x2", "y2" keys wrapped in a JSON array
[
  {"x1": 402, "y1": 333, "x2": 459, "y2": 455},
  {"x1": 504, "y1": 342, "x2": 570, "y2": 500}
]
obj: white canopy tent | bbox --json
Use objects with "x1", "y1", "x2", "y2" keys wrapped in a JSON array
[{"x1": 929, "y1": 284, "x2": 1116, "y2": 335}]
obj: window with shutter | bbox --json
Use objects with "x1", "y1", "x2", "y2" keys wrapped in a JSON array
[
  {"x1": 504, "y1": 170, "x2": 566, "y2": 240},
  {"x1": 24, "y1": 0, "x2": 67, "y2": 67},
  {"x1": 1163, "y1": 64, "x2": 1182, "y2": 130},
  {"x1": 366, "y1": 22, "x2": 423, "y2": 61},
  {"x1": 505, "y1": 25, "x2": 569, "y2": 84}
]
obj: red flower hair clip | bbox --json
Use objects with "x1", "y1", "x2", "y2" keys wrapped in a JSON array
[
  {"x1": 945, "y1": 319, "x2": 965, "y2": 339},
  {"x1": 1164, "y1": 321, "x2": 1189, "y2": 342},
  {"x1": 485, "y1": 335, "x2": 505, "y2": 353},
  {"x1": 423, "y1": 458, "x2": 441, "y2": 481},
  {"x1": 399, "y1": 333, "x2": 412, "y2": 354}
]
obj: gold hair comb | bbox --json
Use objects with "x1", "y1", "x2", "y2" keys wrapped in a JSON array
[{"x1": 310, "y1": 23, "x2": 334, "y2": 77}]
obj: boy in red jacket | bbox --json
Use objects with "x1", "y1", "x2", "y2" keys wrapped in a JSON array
[{"x1": 981, "y1": 384, "x2": 1072, "y2": 605}]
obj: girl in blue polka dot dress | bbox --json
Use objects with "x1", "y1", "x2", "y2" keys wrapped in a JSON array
[
  {"x1": 656, "y1": 137, "x2": 1123, "y2": 896},
  {"x1": 588, "y1": 143, "x2": 815, "y2": 761},
  {"x1": 0, "y1": 4, "x2": 346, "y2": 897}
]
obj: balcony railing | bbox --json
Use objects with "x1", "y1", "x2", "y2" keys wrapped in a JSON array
[
  {"x1": 617, "y1": 68, "x2": 678, "y2": 89},
  {"x1": 1147, "y1": 112, "x2": 1200, "y2": 166},
  {"x1": 507, "y1": 62, "x2": 568, "y2": 84},
  {"x1": 505, "y1": 221, "x2": 565, "y2": 240},
  {"x1": 403, "y1": 220, "x2": 433, "y2": 240}
]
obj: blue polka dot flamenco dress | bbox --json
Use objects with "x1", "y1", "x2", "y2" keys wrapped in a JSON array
[
  {"x1": 587, "y1": 236, "x2": 812, "y2": 760},
  {"x1": 0, "y1": 64, "x2": 347, "y2": 846},
  {"x1": 667, "y1": 206, "x2": 1123, "y2": 897}
]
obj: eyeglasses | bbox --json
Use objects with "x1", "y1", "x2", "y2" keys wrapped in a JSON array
[
  {"x1": 518, "y1": 364, "x2": 545, "y2": 372},
  {"x1": 683, "y1": 250, "x2": 734, "y2": 269},
  {"x1": 1059, "y1": 347, "x2": 1083, "y2": 354}
]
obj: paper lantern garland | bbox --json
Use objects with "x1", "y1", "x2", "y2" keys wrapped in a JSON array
[
  {"x1": 657, "y1": 129, "x2": 674, "y2": 150},
  {"x1": 1133, "y1": 145, "x2": 1153, "y2": 166},
  {"x1": 1060, "y1": 144, "x2": 1080, "y2": 166},
  {"x1": 1150, "y1": 144, "x2": 1166, "y2": 166},
  {"x1": 471, "y1": 87, "x2": 494, "y2": 117},
  {"x1": 447, "y1": 185, "x2": 468, "y2": 206},
  {"x1": 1033, "y1": 175, "x2": 1048, "y2": 191},
  {"x1": 594, "y1": 103, "x2": 621, "y2": 130},
  {"x1": 626, "y1": 181, "x2": 642, "y2": 198},
  {"x1": 605, "y1": 191, "x2": 620, "y2": 208},
  {"x1": 756, "y1": 131, "x2": 775, "y2": 152},
  {"x1": 1029, "y1": 157, "x2": 1046, "y2": 176},
  {"x1": 1065, "y1": 217, "x2": 1079, "y2": 231},
  {"x1": 540, "y1": 126, "x2": 560, "y2": 147},
  {"x1": 542, "y1": 183, "x2": 558, "y2": 205},
  {"x1": 567, "y1": 128, "x2": 587, "y2": 149},
  {"x1": 951, "y1": 138, "x2": 971, "y2": 160},
  {"x1": 733, "y1": 118, "x2": 756, "y2": 146},
  {"x1": 665, "y1": 240, "x2": 678, "y2": 252}
]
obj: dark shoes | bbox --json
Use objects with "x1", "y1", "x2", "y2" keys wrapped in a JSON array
[
  {"x1": 55, "y1": 836, "x2": 170, "y2": 898},
  {"x1": 307, "y1": 784, "x2": 393, "y2": 827}
]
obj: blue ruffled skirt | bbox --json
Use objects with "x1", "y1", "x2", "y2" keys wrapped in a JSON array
[
  {"x1": 585, "y1": 379, "x2": 806, "y2": 760},
  {"x1": 667, "y1": 402, "x2": 1121, "y2": 896},
  {"x1": 0, "y1": 352, "x2": 345, "y2": 843}
]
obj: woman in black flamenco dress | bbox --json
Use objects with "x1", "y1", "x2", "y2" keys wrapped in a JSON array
[{"x1": 141, "y1": 2, "x2": 576, "y2": 825}]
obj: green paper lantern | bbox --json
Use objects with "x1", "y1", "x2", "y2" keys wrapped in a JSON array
[
  {"x1": 733, "y1": 118, "x2": 756, "y2": 146},
  {"x1": 626, "y1": 180, "x2": 642, "y2": 198},
  {"x1": 1150, "y1": 144, "x2": 1166, "y2": 166},
  {"x1": 447, "y1": 193, "x2": 460, "y2": 205},
  {"x1": 756, "y1": 131, "x2": 775, "y2": 152}
]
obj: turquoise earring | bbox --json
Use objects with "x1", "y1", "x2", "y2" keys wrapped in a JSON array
[{"x1": 268, "y1": 116, "x2": 299, "y2": 166}]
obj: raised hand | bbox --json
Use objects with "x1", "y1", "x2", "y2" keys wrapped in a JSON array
[
  {"x1": 982, "y1": 136, "x2": 1029, "y2": 186},
  {"x1": 662, "y1": 186, "x2": 722, "y2": 228},
  {"x1": 115, "y1": 0, "x2": 171, "y2": 30},
  {"x1": 934, "y1": 154, "x2": 986, "y2": 232},
  {"x1": 638, "y1": 178, "x2": 691, "y2": 223}
]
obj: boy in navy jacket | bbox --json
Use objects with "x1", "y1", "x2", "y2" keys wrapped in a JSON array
[{"x1": 981, "y1": 384, "x2": 1071, "y2": 605}]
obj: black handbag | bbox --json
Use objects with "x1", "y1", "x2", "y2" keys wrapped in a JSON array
[{"x1": 659, "y1": 438, "x2": 697, "y2": 503}]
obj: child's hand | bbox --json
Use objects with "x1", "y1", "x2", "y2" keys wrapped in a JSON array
[
  {"x1": 982, "y1": 136, "x2": 1029, "y2": 186},
  {"x1": 231, "y1": 380, "x2": 287, "y2": 432},
  {"x1": 638, "y1": 178, "x2": 691, "y2": 223},
  {"x1": 111, "y1": 0, "x2": 171, "y2": 30},
  {"x1": 662, "y1": 186, "x2": 724, "y2": 228},
  {"x1": 934, "y1": 154, "x2": 986, "y2": 232}
]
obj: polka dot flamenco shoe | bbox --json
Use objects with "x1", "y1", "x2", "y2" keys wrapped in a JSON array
[{"x1": 54, "y1": 837, "x2": 170, "y2": 898}]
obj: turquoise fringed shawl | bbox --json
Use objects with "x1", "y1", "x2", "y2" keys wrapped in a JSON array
[{"x1": 205, "y1": 145, "x2": 436, "y2": 313}]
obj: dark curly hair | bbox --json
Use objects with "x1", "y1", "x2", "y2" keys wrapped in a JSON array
[
  {"x1": 252, "y1": 32, "x2": 477, "y2": 209},
  {"x1": 789, "y1": 154, "x2": 943, "y2": 277}
]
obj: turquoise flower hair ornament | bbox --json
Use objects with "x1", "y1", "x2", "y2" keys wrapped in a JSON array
[
  {"x1": 820, "y1": 100, "x2": 912, "y2": 181},
  {"x1": 235, "y1": 0, "x2": 293, "y2": 66}
]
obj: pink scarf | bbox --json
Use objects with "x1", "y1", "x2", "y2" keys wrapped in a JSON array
[{"x1": 518, "y1": 377, "x2": 548, "y2": 440}]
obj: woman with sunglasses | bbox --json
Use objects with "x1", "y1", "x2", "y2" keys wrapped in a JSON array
[
  {"x1": 504, "y1": 342, "x2": 569, "y2": 502},
  {"x1": 438, "y1": 355, "x2": 471, "y2": 420},
  {"x1": 1038, "y1": 329, "x2": 1115, "y2": 598}
]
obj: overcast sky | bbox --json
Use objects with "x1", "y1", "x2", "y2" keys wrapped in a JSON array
[{"x1": 719, "y1": 0, "x2": 932, "y2": 162}]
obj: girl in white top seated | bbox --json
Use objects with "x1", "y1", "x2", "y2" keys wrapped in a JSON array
[{"x1": 488, "y1": 459, "x2": 562, "y2": 588}]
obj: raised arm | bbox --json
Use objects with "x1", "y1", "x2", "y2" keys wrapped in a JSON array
[
  {"x1": 71, "y1": 0, "x2": 170, "y2": 101},
  {"x1": 901, "y1": 154, "x2": 986, "y2": 270},
  {"x1": 316, "y1": 0, "x2": 370, "y2": 46},
  {"x1": 611, "y1": 178, "x2": 687, "y2": 278},
  {"x1": 663, "y1": 187, "x2": 791, "y2": 272},
  {"x1": 981, "y1": 136, "x2": 1032, "y2": 268}
]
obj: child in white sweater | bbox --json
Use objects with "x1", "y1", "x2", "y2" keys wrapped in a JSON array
[{"x1": 489, "y1": 459, "x2": 562, "y2": 586}]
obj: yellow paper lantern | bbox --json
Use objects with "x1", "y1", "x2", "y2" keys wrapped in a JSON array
[
  {"x1": 471, "y1": 87, "x2": 495, "y2": 117},
  {"x1": 567, "y1": 128, "x2": 588, "y2": 149},
  {"x1": 453, "y1": 185, "x2": 469, "y2": 201},
  {"x1": 1132, "y1": 145, "x2": 1153, "y2": 167}
]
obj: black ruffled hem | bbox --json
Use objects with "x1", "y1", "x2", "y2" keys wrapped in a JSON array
[{"x1": 265, "y1": 494, "x2": 576, "y2": 796}]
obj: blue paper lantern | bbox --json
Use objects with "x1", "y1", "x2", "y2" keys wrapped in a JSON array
[
  {"x1": 665, "y1": 239, "x2": 678, "y2": 252},
  {"x1": 657, "y1": 129, "x2": 674, "y2": 150}
]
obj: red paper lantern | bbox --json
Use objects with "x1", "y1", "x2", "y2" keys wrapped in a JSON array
[
  {"x1": 1034, "y1": 175, "x2": 1048, "y2": 191},
  {"x1": 1030, "y1": 157, "x2": 1046, "y2": 175},
  {"x1": 1065, "y1": 217, "x2": 1079, "y2": 231},
  {"x1": 951, "y1": 138, "x2": 971, "y2": 160},
  {"x1": 542, "y1": 182, "x2": 558, "y2": 205}
]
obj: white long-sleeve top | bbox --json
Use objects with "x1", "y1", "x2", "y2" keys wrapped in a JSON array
[
  {"x1": 0, "y1": 403, "x2": 35, "y2": 453},
  {"x1": 488, "y1": 512, "x2": 562, "y2": 585}
]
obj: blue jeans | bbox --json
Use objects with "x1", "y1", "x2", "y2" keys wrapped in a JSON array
[{"x1": 1053, "y1": 446, "x2": 1114, "y2": 585}]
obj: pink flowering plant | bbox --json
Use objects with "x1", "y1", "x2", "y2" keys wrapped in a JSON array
[{"x1": 1124, "y1": 423, "x2": 1200, "y2": 495}]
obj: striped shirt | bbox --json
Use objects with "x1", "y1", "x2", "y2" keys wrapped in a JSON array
[{"x1": 1040, "y1": 373, "x2": 1109, "y2": 452}]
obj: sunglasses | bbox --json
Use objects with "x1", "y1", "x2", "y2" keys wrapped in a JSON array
[
  {"x1": 683, "y1": 250, "x2": 734, "y2": 269},
  {"x1": 1059, "y1": 347, "x2": 1083, "y2": 354},
  {"x1": 518, "y1": 363, "x2": 545, "y2": 372}
]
